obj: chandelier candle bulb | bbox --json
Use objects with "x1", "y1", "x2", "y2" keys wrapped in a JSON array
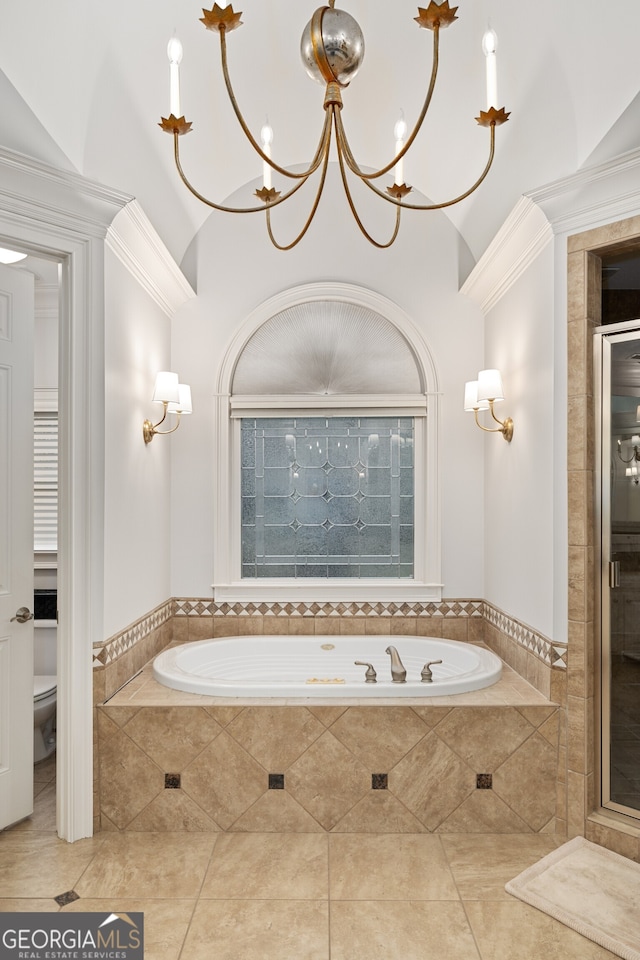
[
  {"x1": 394, "y1": 111, "x2": 407, "y2": 185},
  {"x1": 167, "y1": 36, "x2": 183, "y2": 118},
  {"x1": 482, "y1": 27, "x2": 498, "y2": 109},
  {"x1": 260, "y1": 120, "x2": 273, "y2": 189}
]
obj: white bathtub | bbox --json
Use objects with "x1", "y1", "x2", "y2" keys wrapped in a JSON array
[{"x1": 152, "y1": 635, "x2": 502, "y2": 698}]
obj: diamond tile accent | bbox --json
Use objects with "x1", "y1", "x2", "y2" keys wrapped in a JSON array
[{"x1": 55, "y1": 891, "x2": 80, "y2": 907}]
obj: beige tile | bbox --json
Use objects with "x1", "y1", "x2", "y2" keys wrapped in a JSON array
[
  {"x1": 329, "y1": 834, "x2": 459, "y2": 900},
  {"x1": 182, "y1": 899, "x2": 329, "y2": 960},
  {"x1": 201, "y1": 833, "x2": 328, "y2": 899},
  {"x1": 307, "y1": 706, "x2": 349, "y2": 726},
  {"x1": 11, "y1": 783, "x2": 57, "y2": 833},
  {"x1": 440, "y1": 834, "x2": 561, "y2": 900},
  {"x1": 181, "y1": 731, "x2": 267, "y2": 830},
  {"x1": 331, "y1": 901, "x2": 480, "y2": 960},
  {"x1": 435, "y1": 707, "x2": 535, "y2": 771},
  {"x1": 464, "y1": 900, "x2": 619, "y2": 959},
  {"x1": 436, "y1": 790, "x2": 531, "y2": 834},
  {"x1": 287, "y1": 731, "x2": 370, "y2": 831},
  {"x1": 493, "y1": 733, "x2": 558, "y2": 831},
  {"x1": 331, "y1": 792, "x2": 427, "y2": 833},
  {"x1": 203, "y1": 705, "x2": 245, "y2": 726},
  {"x1": 121, "y1": 706, "x2": 221, "y2": 770},
  {"x1": 62, "y1": 898, "x2": 194, "y2": 960},
  {"x1": 33, "y1": 753, "x2": 57, "y2": 783},
  {"x1": 231, "y1": 789, "x2": 326, "y2": 832},
  {"x1": 329, "y1": 707, "x2": 428, "y2": 770},
  {"x1": 126, "y1": 789, "x2": 221, "y2": 832},
  {"x1": 389, "y1": 732, "x2": 475, "y2": 830},
  {"x1": 0, "y1": 899, "x2": 61, "y2": 911},
  {"x1": 76, "y1": 833, "x2": 216, "y2": 899},
  {"x1": 0, "y1": 834, "x2": 103, "y2": 898},
  {"x1": 226, "y1": 707, "x2": 325, "y2": 769},
  {"x1": 409, "y1": 706, "x2": 452, "y2": 728},
  {"x1": 98, "y1": 727, "x2": 164, "y2": 829}
]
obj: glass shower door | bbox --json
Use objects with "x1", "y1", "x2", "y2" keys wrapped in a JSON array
[{"x1": 601, "y1": 330, "x2": 640, "y2": 816}]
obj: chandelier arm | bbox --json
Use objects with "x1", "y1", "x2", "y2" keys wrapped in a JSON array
[
  {"x1": 335, "y1": 113, "x2": 402, "y2": 249},
  {"x1": 172, "y1": 131, "x2": 313, "y2": 213},
  {"x1": 359, "y1": 123, "x2": 497, "y2": 211},
  {"x1": 219, "y1": 27, "x2": 329, "y2": 181},
  {"x1": 264, "y1": 120, "x2": 334, "y2": 250},
  {"x1": 333, "y1": 23, "x2": 441, "y2": 182}
]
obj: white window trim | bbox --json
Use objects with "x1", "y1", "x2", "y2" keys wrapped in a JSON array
[{"x1": 212, "y1": 282, "x2": 442, "y2": 602}]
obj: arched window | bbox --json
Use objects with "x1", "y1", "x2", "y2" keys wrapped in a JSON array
[{"x1": 213, "y1": 283, "x2": 441, "y2": 601}]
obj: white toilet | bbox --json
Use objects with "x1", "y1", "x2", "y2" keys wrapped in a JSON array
[{"x1": 33, "y1": 621, "x2": 57, "y2": 763}]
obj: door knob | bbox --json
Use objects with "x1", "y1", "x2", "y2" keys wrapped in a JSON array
[{"x1": 11, "y1": 606, "x2": 34, "y2": 623}]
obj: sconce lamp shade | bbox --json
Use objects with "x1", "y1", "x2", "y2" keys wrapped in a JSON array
[
  {"x1": 636, "y1": 405, "x2": 640, "y2": 422},
  {"x1": 477, "y1": 368, "x2": 504, "y2": 403},
  {"x1": 167, "y1": 383, "x2": 192, "y2": 415},
  {"x1": 152, "y1": 371, "x2": 180, "y2": 404},
  {"x1": 464, "y1": 380, "x2": 490, "y2": 412}
]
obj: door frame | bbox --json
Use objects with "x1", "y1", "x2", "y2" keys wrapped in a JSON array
[
  {"x1": 0, "y1": 146, "x2": 130, "y2": 840},
  {"x1": 594, "y1": 319, "x2": 640, "y2": 820}
]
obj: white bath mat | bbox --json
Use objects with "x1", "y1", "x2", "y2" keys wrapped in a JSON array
[{"x1": 505, "y1": 836, "x2": 640, "y2": 960}]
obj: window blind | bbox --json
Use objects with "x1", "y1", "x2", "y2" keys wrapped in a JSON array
[{"x1": 34, "y1": 413, "x2": 58, "y2": 552}]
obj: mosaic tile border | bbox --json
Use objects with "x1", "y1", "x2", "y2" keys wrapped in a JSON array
[
  {"x1": 92, "y1": 596, "x2": 568, "y2": 671},
  {"x1": 483, "y1": 601, "x2": 567, "y2": 669},
  {"x1": 174, "y1": 598, "x2": 485, "y2": 618},
  {"x1": 93, "y1": 600, "x2": 172, "y2": 668}
]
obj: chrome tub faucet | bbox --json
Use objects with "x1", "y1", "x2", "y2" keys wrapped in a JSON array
[{"x1": 385, "y1": 645, "x2": 407, "y2": 683}]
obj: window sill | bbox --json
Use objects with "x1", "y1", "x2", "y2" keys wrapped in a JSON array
[{"x1": 212, "y1": 580, "x2": 443, "y2": 604}]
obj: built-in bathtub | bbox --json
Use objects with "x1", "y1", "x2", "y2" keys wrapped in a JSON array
[{"x1": 152, "y1": 635, "x2": 502, "y2": 698}]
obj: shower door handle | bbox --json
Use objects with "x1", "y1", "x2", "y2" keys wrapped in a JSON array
[{"x1": 609, "y1": 561, "x2": 620, "y2": 589}]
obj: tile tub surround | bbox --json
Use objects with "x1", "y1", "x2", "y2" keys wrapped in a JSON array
[
  {"x1": 97, "y1": 658, "x2": 561, "y2": 833},
  {"x1": 93, "y1": 599, "x2": 568, "y2": 835}
]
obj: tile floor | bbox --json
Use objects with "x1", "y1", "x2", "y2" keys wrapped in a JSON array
[{"x1": 0, "y1": 754, "x2": 621, "y2": 960}]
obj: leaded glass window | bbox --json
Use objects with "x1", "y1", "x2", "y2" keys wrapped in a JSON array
[{"x1": 241, "y1": 417, "x2": 414, "y2": 579}]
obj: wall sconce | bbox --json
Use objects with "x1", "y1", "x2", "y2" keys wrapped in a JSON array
[
  {"x1": 618, "y1": 438, "x2": 640, "y2": 484},
  {"x1": 464, "y1": 368, "x2": 514, "y2": 442},
  {"x1": 143, "y1": 371, "x2": 192, "y2": 444}
]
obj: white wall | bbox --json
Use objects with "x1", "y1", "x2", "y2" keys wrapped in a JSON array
[
  {"x1": 103, "y1": 250, "x2": 174, "y2": 638},
  {"x1": 170, "y1": 167, "x2": 488, "y2": 600},
  {"x1": 482, "y1": 242, "x2": 557, "y2": 638}
]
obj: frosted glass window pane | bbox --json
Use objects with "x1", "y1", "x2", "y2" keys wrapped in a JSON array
[{"x1": 241, "y1": 417, "x2": 414, "y2": 579}]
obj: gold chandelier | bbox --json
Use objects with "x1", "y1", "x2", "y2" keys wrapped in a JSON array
[{"x1": 159, "y1": 1, "x2": 510, "y2": 250}]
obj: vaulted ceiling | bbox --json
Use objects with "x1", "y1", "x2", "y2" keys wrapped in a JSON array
[{"x1": 2, "y1": 0, "x2": 640, "y2": 267}]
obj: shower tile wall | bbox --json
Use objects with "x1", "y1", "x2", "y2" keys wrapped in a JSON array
[{"x1": 97, "y1": 702, "x2": 560, "y2": 834}]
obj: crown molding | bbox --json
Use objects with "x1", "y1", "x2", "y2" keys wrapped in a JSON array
[
  {"x1": 105, "y1": 199, "x2": 196, "y2": 318},
  {"x1": 0, "y1": 145, "x2": 131, "y2": 239},
  {"x1": 460, "y1": 197, "x2": 552, "y2": 312},
  {"x1": 462, "y1": 147, "x2": 640, "y2": 313}
]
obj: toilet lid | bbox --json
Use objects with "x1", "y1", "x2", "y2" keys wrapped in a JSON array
[{"x1": 34, "y1": 675, "x2": 57, "y2": 701}]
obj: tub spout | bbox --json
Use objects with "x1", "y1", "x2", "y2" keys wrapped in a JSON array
[{"x1": 385, "y1": 646, "x2": 407, "y2": 683}]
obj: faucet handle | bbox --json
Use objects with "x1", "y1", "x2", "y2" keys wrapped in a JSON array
[
  {"x1": 354, "y1": 661, "x2": 377, "y2": 683},
  {"x1": 421, "y1": 659, "x2": 443, "y2": 683}
]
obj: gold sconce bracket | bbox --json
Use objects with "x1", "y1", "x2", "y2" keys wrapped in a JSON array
[{"x1": 473, "y1": 405, "x2": 513, "y2": 442}]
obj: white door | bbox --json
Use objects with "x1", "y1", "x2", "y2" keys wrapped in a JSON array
[{"x1": 0, "y1": 263, "x2": 35, "y2": 829}]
